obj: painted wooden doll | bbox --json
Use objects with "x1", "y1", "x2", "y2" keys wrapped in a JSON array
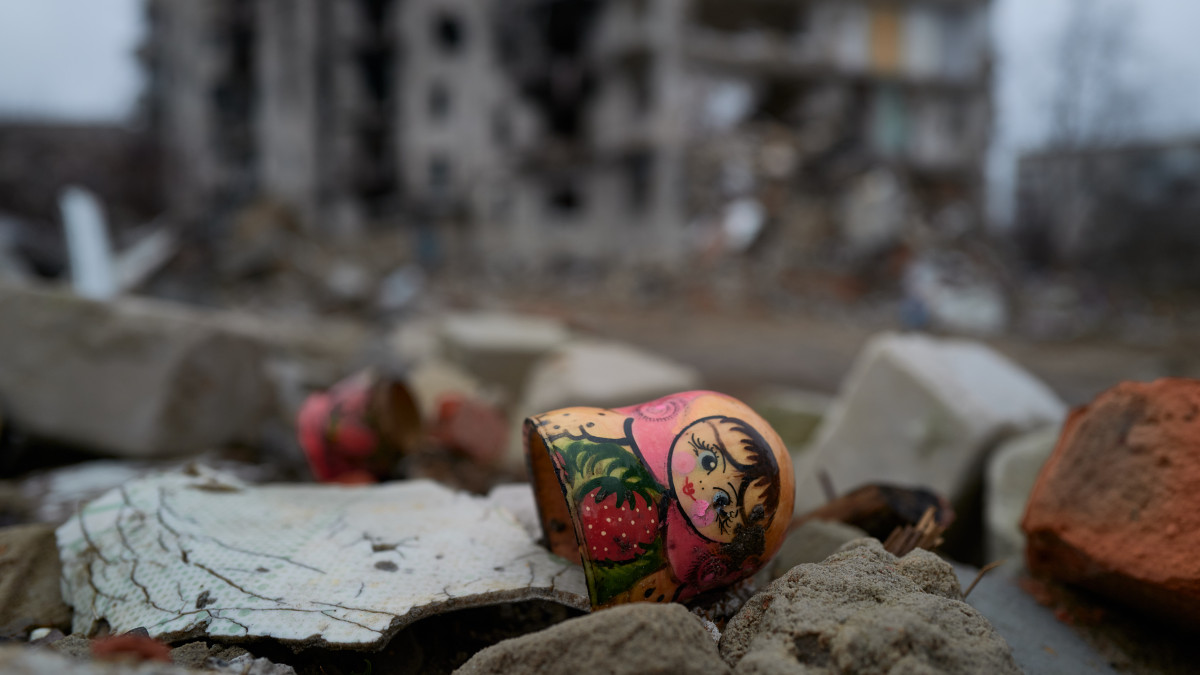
[{"x1": 526, "y1": 390, "x2": 795, "y2": 608}]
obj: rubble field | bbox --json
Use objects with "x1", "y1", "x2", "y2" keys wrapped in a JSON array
[{"x1": 1, "y1": 284, "x2": 1197, "y2": 674}]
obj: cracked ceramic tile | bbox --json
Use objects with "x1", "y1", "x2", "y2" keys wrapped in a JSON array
[{"x1": 57, "y1": 466, "x2": 587, "y2": 648}]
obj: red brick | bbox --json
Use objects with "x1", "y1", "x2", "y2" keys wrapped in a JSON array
[{"x1": 1022, "y1": 378, "x2": 1200, "y2": 626}]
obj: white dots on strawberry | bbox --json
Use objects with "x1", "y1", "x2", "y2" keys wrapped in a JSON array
[
  {"x1": 580, "y1": 488, "x2": 659, "y2": 562},
  {"x1": 551, "y1": 436, "x2": 665, "y2": 564}
]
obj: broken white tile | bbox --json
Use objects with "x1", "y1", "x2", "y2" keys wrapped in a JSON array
[
  {"x1": 57, "y1": 466, "x2": 587, "y2": 648},
  {"x1": 795, "y1": 332, "x2": 1066, "y2": 513},
  {"x1": 486, "y1": 483, "x2": 542, "y2": 540}
]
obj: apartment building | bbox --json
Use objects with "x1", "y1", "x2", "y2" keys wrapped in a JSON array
[{"x1": 142, "y1": 0, "x2": 991, "y2": 273}]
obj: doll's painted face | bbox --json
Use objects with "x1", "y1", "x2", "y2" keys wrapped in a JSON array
[{"x1": 669, "y1": 416, "x2": 775, "y2": 543}]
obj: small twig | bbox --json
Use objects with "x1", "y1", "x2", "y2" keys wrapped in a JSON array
[
  {"x1": 817, "y1": 470, "x2": 837, "y2": 503},
  {"x1": 963, "y1": 559, "x2": 1006, "y2": 599}
]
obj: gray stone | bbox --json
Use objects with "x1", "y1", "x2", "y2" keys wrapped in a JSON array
[
  {"x1": 455, "y1": 603, "x2": 731, "y2": 675},
  {"x1": 796, "y1": 332, "x2": 1066, "y2": 513},
  {"x1": 951, "y1": 563, "x2": 1120, "y2": 675},
  {"x1": 985, "y1": 425, "x2": 1061, "y2": 562},
  {"x1": 721, "y1": 538, "x2": 1019, "y2": 674},
  {"x1": 0, "y1": 524, "x2": 72, "y2": 633},
  {"x1": 57, "y1": 466, "x2": 587, "y2": 649},
  {"x1": 767, "y1": 520, "x2": 867, "y2": 580},
  {"x1": 0, "y1": 285, "x2": 274, "y2": 458}
]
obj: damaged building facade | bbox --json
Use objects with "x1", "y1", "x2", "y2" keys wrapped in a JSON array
[{"x1": 143, "y1": 0, "x2": 990, "y2": 278}]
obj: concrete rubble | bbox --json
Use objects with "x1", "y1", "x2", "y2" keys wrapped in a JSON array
[
  {"x1": 0, "y1": 285, "x2": 274, "y2": 458},
  {"x1": 439, "y1": 312, "x2": 571, "y2": 401},
  {"x1": 720, "y1": 538, "x2": 1020, "y2": 674},
  {"x1": 0, "y1": 523, "x2": 73, "y2": 634},
  {"x1": 57, "y1": 466, "x2": 588, "y2": 648},
  {"x1": 795, "y1": 332, "x2": 1067, "y2": 513},
  {"x1": 985, "y1": 425, "x2": 1061, "y2": 562},
  {"x1": 456, "y1": 603, "x2": 731, "y2": 675},
  {"x1": 518, "y1": 339, "x2": 703, "y2": 415}
]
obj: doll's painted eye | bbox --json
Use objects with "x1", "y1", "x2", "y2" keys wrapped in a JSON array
[
  {"x1": 712, "y1": 489, "x2": 730, "y2": 510},
  {"x1": 689, "y1": 435, "x2": 721, "y2": 474}
]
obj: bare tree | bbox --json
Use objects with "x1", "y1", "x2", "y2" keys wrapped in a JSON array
[{"x1": 1049, "y1": 0, "x2": 1143, "y2": 148}]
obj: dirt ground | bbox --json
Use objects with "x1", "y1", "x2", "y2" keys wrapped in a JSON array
[{"x1": 524, "y1": 302, "x2": 1199, "y2": 407}]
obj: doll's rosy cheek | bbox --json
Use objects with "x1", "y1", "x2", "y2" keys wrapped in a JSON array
[{"x1": 672, "y1": 450, "x2": 696, "y2": 475}]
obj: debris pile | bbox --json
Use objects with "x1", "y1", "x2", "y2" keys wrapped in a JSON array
[{"x1": 1, "y1": 278, "x2": 1194, "y2": 673}]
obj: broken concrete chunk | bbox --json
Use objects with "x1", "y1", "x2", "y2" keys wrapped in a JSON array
[
  {"x1": 985, "y1": 425, "x2": 1060, "y2": 562},
  {"x1": 440, "y1": 312, "x2": 571, "y2": 398},
  {"x1": 0, "y1": 285, "x2": 274, "y2": 458},
  {"x1": 721, "y1": 538, "x2": 1019, "y2": 674},
  {"x1": 0, "y1": 523, "x2": 72, "y2": 633},
  {"x1": 520, "y1": 339, "x2": 703, "y2": 415},
  {"x1": 796, "y1": 332, "x2": 1065, "y2": 513},
  {"x1": 57, "y1": 467, "x2": 587, "y2": 648},
  {"x1": 456, "y1": 603, "x2": 731, "y2": 675}
]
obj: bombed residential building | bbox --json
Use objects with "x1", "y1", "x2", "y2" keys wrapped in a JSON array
[{"x1": 142, "y1": 0, "x2": 990, "y2": 279}]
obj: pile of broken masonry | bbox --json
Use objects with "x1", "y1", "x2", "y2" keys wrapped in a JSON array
[{"x1": 1, "y1": 281, "x2": 1198, "y2": 674}]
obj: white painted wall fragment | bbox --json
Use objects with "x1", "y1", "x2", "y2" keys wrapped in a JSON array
[
  {"x1": 57, "y1": 467, "x2": 587, "y2": 648},
  {"x1": 60, "y1": 186, "x2": 117, "y2": 300}
]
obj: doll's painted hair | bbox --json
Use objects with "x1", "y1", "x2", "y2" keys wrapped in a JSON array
[{"x1": 714, "y1": 417, "x2": 781, "y2": 529}]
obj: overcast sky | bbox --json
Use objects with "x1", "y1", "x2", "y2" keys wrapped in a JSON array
[{"x1": 0, "y1": 0, "x2": 1197, "y2": 224}]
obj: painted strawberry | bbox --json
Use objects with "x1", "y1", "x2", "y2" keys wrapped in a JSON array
[
  {"x1": 578, "y1": 486, "x2": 659, "y2": 562},
  {"x1": 553, "y1": 438, "x2": 664, "y2": 562}
]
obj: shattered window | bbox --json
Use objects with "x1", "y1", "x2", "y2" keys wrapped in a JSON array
[
  {"x1": 429, "y1": 81, "x2": 451, "y2": 121},
  {"x1": 493, "y1": 108, "x2": 512, "y2": 146},
  {"x1": 547, "y1": 179, "x2": 585, "y2": 216},
  {"x1": 434, "y1": 11, "x2": 465, "y2": 53},
  {"x1": 624, "y1": 152, "x2": 653, "y2": 213},
  {"x1": 429, "y1": 156, "x2": 452, "y2": 193}
]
